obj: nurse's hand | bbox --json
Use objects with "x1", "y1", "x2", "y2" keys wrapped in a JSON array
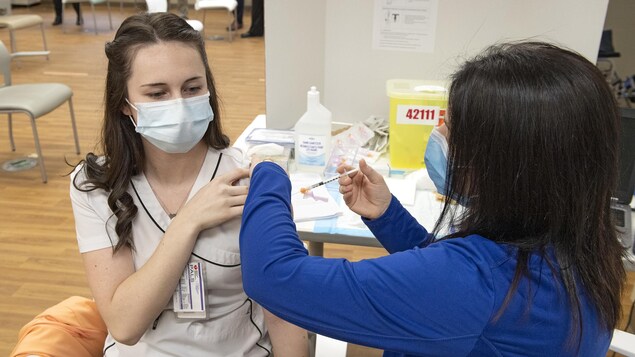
[
  {"x1": 338, "y1": 159, "x2": 391, "y2": 220},
  {"x1": 180, "y1": 167, "x2": 250, "y2": 232}
]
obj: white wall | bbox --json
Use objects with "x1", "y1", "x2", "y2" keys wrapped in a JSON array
[
  {"x1": 265, "y1": 0, "x2": 609, "y2": 130},
  {"x1": 264, "y1": 0, "x2": 326, "y2": 129}
]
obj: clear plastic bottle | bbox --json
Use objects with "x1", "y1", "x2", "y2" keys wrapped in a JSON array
[{"x1": 294, "y1": 86, "x2": 332, "y2": 173}]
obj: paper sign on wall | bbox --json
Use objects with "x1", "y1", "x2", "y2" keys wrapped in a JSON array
[{"x1": 372, "y1": 0, "x2": 439, "y2": 53}]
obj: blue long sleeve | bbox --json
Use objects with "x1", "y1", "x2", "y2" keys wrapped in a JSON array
[
  {"x1": 240, "y1": 163, "x2": 611, "y2": 357},
  {"x1": 363, "y1": 196, "x2": 435, "y2": 253},
  {"x1": 241, "y1": 163, "x2": 492, "y2": 355}
]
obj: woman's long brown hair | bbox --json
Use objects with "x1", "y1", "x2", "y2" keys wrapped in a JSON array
[
  {"x1": 73, "y1": 13, "x2": 229, "y2": 252},
  {"x1": 434, "y1": 42, "x2": 625, "y2": 347}
]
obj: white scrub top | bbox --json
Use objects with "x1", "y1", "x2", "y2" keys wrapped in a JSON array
[{"x1": 70, "y1": 147, "x2": 272, "y2": 357}]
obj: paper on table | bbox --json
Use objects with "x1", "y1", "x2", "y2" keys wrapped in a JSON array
[
  {"x1": 290, "y1": 173, "x2": 343, "y2": 222},
  {"x1": 329, "y1": 177, "x2": 418, "y2": 232}
]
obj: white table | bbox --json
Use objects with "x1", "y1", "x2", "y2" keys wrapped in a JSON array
[
  {"x1": 236, "y1": 115, "x2": 635, "y2": 263},
  {"x1": 234, "y1": 115, "x2": 448, "y2": 256}
]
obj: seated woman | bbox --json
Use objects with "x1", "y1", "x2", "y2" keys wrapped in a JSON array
[
  {"x1": 240, "y1": 41, "x2": 625, "y2": 357},
  {"x1": 70, "y1": 13, "x2": 306, "y2": 356}
]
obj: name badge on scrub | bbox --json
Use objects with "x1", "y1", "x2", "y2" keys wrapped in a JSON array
[{"x1": 173, "y1": 261, "x2": 207, "y2": 319}]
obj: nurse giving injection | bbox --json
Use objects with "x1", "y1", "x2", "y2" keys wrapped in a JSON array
[{"x1": 240, "y1": 42, "x2": 624, "y2": 357}]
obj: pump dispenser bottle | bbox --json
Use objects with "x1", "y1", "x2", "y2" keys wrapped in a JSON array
[{"x1": 294, "y1": 86, "x2": 332, "y2": 173}]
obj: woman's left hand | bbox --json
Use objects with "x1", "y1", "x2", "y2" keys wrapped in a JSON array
[{"x1": 179, "y1": 167, "x2": 251, "y2": 232}]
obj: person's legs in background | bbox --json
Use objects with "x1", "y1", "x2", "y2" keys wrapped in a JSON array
[
  {"x1": 52, "y1": 0, "x2": 83, "y2": 26},
  {"x1": 240, "y1": 0, "x2": 263, "y2": 38},
  {"x1": 52, "y1": 0, "x2": 62, "y2": 25},
  {"x1": 73, "y1": 3, "x2": 82, "y2": 25},
  {"x1": 228, "y1": 0, "x2": 244, "y2": 31},
  {"x1": 177, "y1": 0, "x2": 188, "y2": 18}
]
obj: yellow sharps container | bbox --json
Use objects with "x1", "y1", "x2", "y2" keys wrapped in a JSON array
[{"x1": 386, "y1": 79, "x2": 448, "y2": 169}]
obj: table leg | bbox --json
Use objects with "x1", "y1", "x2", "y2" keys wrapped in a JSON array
[{"x1": 307, "y1": 241, "x2": 324, "y2": 257}]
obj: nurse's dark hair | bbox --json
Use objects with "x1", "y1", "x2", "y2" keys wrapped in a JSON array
[
  {"x1": 435, "y1": 41, "x2": 625, "y2": 345},
  {"x1": 72, "y1": 13, "x2": 229, "y2": 252}
]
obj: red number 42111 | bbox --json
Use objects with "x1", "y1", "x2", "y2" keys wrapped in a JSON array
[{"x1": 405, "y1": 108, "x2": 435, "y2": 120}]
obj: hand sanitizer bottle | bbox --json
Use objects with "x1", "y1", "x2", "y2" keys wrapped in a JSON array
[{"x1": 294, "y1": 86, "x2": 332, "y2": 173}]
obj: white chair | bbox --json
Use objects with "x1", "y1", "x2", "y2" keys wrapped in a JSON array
[
  {"x1": 610, "y1": 284, "x2": 635, "y2": 356},
  {"x1": 315, "y1": 334, "x2": 347, "y2": 357},
  {"x1": 145, "y1": 0, "x2": 203, "y2": 32},
  {"x1": 0, "y1": 15, "x2": 50, "y2": 59},
  {"x1": 0, "y1": 41, "x2": 80, "y2": 183},
  {"x1": 62, "y1": 0, "x2": 113, "y2": 35},
  {"x1": 193, "y1": 0, "x2": 236, "y2": 41},
  {"x1": 313, "y1": 331, "x2": 635, "y2": 357},
  {"x1": 610, "y1": 329, "x2": 635, "y2": 356},
  {"x1": 0, "y1": 0, "x2": 49, "y2": 59},
  {"x1": 313, "y1": 329, "x2": 635, "y2": 357}
]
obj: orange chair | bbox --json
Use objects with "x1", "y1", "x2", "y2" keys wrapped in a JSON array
[{"x1": 10, "y1": 296, "x2": 107, "y2": 357}]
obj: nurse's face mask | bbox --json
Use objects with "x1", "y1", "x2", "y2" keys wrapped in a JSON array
[
  {"x1": 424, "y1": 127, "x2": 449, "y2": 196},
  {"x1": 424, "y1": 127, "x2": 470, "y2": 206},
  {"x1": 126, "y1": 92, "x2": 214, "y2": 153}
]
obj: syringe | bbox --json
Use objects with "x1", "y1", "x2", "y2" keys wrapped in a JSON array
[{"x1": 299, "y1": 168, "x2": 359, "y2": 194}]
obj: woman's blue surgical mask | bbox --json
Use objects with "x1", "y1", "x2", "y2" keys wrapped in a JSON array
[
  {"x1": 126, "y1": 92, "x2": 214, "y2": 153},
  {"x1": 424, "y1": 127, "x2": 449, "y2": 196}
]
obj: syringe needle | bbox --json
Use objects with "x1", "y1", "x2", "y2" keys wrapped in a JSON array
[{"x1": 299, "y1": 168, "x2": 359, "y2": 194}]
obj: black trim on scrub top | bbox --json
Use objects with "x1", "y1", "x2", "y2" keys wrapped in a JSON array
[
  {"x1": 103, "y1": 341, "x2": 115, "y2": 355},
  {"x1": 244, "y1": 297, "x2": 272, "y2": 356},
  {"x1": 103, "y1": 152, "x2": 263, "y2": 353},
  {"x1": 130, "y1": 152, "x2": 241, "y2": 268}
]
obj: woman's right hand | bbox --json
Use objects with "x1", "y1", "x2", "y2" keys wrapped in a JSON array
[
  {"x1": 338, "y1": 159, "x2": 391, "y2": 220},
  {"x1": 179, "y1": 167, "x2": 250, "y2": 232}
]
